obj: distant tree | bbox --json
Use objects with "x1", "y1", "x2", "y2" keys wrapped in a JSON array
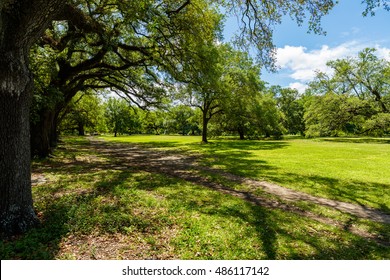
[
  {"x1": 59, "y1": 93, "x2": 106, "y2": 136},
  {"x1": 304, "y1": 94, "x2": 370, "y2": 137},
  {"x1": 209, "y1": 89, "x2": 285, "y2": 139},
  {"x1": 272, "y1": 86, "x2": 306, "y2": 135},
  {"x1": 326, "y1": 48, "x2": 389, "y2": 112},
  {"x1": 105, "y1": 98, "x2": 139, "y2": 137},
  {"x1": 220, "y1": 50, "x2": 266, "y2": 139},
  {"x1": 249, "y1": 93, "x2": 286, "y2": 138},
  {"x1": 305, "y1": 48, "x2": 390, "y2": 136},
  {"x1": 140, "y1": 110, "x2": 167, "y2": 135},
  {"x1": 166, "y1": 105, "x2": 200, "y2": 135},
  {"x1": 178, "y1": 43, "x2": 229, "y2": 143}
]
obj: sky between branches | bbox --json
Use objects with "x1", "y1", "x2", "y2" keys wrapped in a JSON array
[{"x1": 223, "y1": 1, "x2": 390, "y2": 92}]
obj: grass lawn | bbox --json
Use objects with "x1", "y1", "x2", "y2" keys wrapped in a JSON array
[
  {"x1": 1, "y1": 136, "x2": 389, "y2": 260},
  {"x1": 100, "y1": 135, "x2": 390, "y2": 213}
]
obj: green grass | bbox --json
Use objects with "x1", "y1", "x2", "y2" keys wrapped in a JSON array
[
  {"x1": 1, "y1": 136, "x2": 389, "y2": 260},
  {"x1": 100, "y1": 135, "x2": 390, "y2": 213}
]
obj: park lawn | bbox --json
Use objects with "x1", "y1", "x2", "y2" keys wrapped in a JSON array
[
  {"x1": 1, "y1": 136, "x2": 389, "y2": 260},
  {"x1": 100, "y1": 135, "x2": 390, "y2": 213}
]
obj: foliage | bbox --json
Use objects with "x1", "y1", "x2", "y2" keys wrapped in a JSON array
[
  {"x1": 305, "y1": 48, "x2": 390, "y2": 137},
  {"x1": 363, "y1": 0, "x2": 390, "y2": 16},
  {"x1": 28, "y1": 0, "x2": 224, "y2": 156},
  {"x1": 165, "y1": 105, "x2": 201, "y2": 135},
  {"x1": 140, "y1": 110, "x2": 167, "y2": 135},
  {"x1": 104, "y1": 97, "x2": 141, "y2": 136},
  {"x1": 59, "y1": 93, "x2": 107, "y2": 135},
  {"x1": 177, "y1": 43, "x2": 285, "y2": 141},
  {"x1": 248, "y1": 93, "x2": 286, "y2": 138},
  {"x1": 273, "y1": 86, "x2": 306, "y2": 135},
  {"x1": 304, "y1": 94, "x2": 371, "y2": 137},
  {"x1": 215, "y1": 49, "x2": 265, "y2": 139},
  {"x1": 218, "y1": 0, "x2": 337, "y2": 68},
  {"x1": 177, "y1": 42, "x2": 231, "y2": 142}
]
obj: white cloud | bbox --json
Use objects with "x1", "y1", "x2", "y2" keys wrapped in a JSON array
[
  {"x1": 276, "y1": 41, "x2": 362, "y2": 82},
  {"x1": 375, "y1": 45, "x2": 390, "y2": 60},
  {"x1": 275, "y1": 41, "x2": 390, "y2": 92},
  {"x1": 288, "y1": 82, "x2": 308, "y2": 93}
]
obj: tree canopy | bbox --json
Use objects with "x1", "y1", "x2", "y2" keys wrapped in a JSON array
[{"x1": 305, "y1": 48, "x2": 390, "y2": 137}]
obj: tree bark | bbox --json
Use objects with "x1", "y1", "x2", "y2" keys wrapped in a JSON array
[
  {"x1": 0, "y1": 0, "x2": 66, "y2": 236},
  {"x1": 201, "y1": 111, "x2": 209, "y2": 143},
  {"x1": 372, "y1": 90, "x2": 389, "y2": 113},
  {"x1": 31, "y1": 108, "x2": 57, "y2": 158},
  {"x1": 78, "y1": 122, "x2": 85, "y2": 136},
  {"x1": 0, "y1": 49, "x2": 39, "y2": 235},
  {"x1": 238, "y1": 127, "x2": 245, "y2": 140}
]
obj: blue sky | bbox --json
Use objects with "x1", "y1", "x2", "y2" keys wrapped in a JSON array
[{"x1": 223, "y1": 1, "x2": 390, "y2": 92}]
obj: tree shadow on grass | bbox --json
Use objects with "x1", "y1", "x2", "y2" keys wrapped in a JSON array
[
  {"x1": 132, "y1": 171, "x2": 390, "y2": 260},
  {"x1": 178, "y1": 139, "x2": 390, "y2": 225},
  {"x1": 93, "y1": 138, "x2": 390, "y2": 258},
  {"x1": 264, "y1": 172, "x2": 390, "y2": 216},
  {"x1": 320, "y1": 137, "x2": 390, "y2": 144},
  {"x1": 191, "y1": 139, "x2": 289, "y2": 153},
  {"x1": 133, "y1": 173, "x2": 278, "y2": 259},
  {"x1": 5, "y1": 163, "x2": 388, "y2": 259},
  {"x1": 201, "y1": 150, "x2": 277, "y2": 178},
  {"x1": 0, "y1": 167, "x2": 152, "y2": 259},
  {"x1": 186, "y1": 141, "x2": 288, "y2": 179},
  {"x1": 6, "y1": 137, "x2": 388, "y2": 259}
]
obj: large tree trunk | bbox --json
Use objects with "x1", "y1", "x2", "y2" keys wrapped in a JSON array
[
  {"x1": 31, "y1": 93, "x2": 80, "y2": 158},
  {"x1": 0, "y1": 0, "x2": 66, "y2": 236},
  {"x1": 31, "y1": 108, "x2": 57, "y2": 158},
  {"x1": 0, "y1": 49, "x2": 39, "y2": 235}
]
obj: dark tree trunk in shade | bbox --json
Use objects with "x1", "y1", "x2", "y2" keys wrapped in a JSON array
[
  {"x1": 201, "y1": 112, "x2": 209, "y2": 143},
  {"x1": 0, "y1": 0, "x2": 66, "y2": 236},
  {"x1": 0, "y1": 49, "x2": 39, "y2": 234}
]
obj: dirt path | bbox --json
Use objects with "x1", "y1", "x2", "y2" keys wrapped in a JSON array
[{"x1": 86, "y1": 138, "x2": 390, "y2": 245}]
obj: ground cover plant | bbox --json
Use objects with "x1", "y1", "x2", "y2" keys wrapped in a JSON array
[{"x1": 1, "y1": 136, "x2": 389, "y2": 260}]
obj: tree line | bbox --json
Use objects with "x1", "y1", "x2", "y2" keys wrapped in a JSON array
[{"x1": 61, "y1": 48, "x2": 390, "y2": 142}]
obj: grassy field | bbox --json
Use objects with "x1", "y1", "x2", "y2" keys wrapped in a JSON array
[
  {"x1": 100, "y1": 135, "x2": 390, "y2": 212},
  {"x1": 1, "y1": 135, "x2": 389, "y2": 260}
]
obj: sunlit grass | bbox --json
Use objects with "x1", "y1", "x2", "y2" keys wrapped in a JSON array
[
  {"x1": 100, "y1": 135, "x2": 390, "y2": 212},
  {"x1": 1, "y1": 136, "x2": 389, "y2": 260}
]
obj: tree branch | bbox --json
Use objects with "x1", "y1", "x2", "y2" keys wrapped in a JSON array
[{"x1": 167, "y1": 1, "x2": 191, "y2": 16}]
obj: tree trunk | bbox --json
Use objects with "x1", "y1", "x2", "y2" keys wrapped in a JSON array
[
  {"x1": 238, "y1": 127, "x2": 245, "y2": 140},
  {"x1": 0, "y1": 0, "x2": 67, "y2": 236},
  {"x1": 201, "y1": 112, "x2": 209, "y2": 143},
  {"x1": 372, "y1": 90, "x2": 388, "y2": 113},
  {"x1": 31, "y1": 95, "x2": 80, "y2": 158},
  {"x1": 31, "y1": 108, "x2": 56, "y2": 158},
  {"x1": 78, "y1": 122, "x2": 85, "y2": 136},
  {"x1": 0, "y1": 49, "x2": 39, "y2": 235}
]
